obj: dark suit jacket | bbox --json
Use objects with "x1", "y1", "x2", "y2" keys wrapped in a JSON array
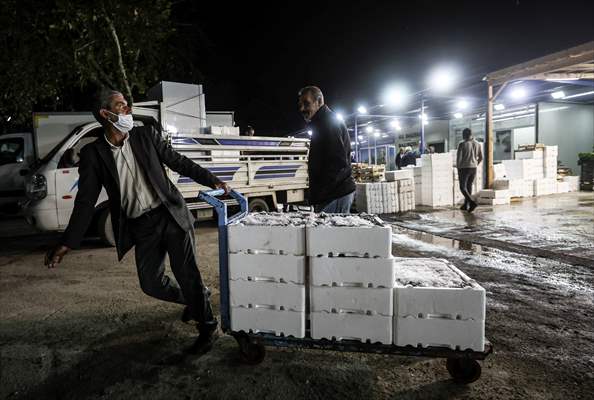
[
  {"x1": 307, "y1": 105, "x2": 356, "y2": 205},
  {"x1": 61, "y1": 126, "x2": 221, "y2": 260}
]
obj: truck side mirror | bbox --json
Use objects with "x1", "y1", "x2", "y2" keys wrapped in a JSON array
[{"x1": 16, "y1": 156, "x2": 24, "y2": 163}]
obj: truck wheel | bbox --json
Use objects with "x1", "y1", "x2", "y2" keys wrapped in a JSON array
[
  {"x1": 97, "y1": 209, "x2": 116, "y2": 247},
  {"x1": 248, "y1": 198, "x2": 270, "y2": 213}
]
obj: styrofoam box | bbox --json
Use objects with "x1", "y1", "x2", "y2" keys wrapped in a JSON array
[
  {"x1": 230, "y1": 280, "x2": 305, "y2": 311},
  {"x1": 563, "y1": 176, "x2": 580, "y2": 191},
  {"x1": 311, "y1": 286, "x2": 393, "y2": 315},
  {"x1": 229, "y1": 224, "x2": 305, "y2": 255},
  {"x1": 394, "y1": 317, "x2": 484, "y2": 351},
  {"x1": 493, "y1": 179, "x2": 510, "y2": 190},
  {"x1": 478, "y1": 189, "x2": 510, "y2": 199},
  {"x1": 515, "y1": 150, "x2": 543, "y2": 159},
  {"x1": 306, "y1": 224, "x2": 392, "y2": 257},
  {"x1": 311, "y1": 311, "x2": 392, "y2": 343},
  {"x1": 386, "y1": 169, "x2": 414, "y2": 181},
  {"x1": 493, "y1": 163, "x2": 507, "y2": 179},
  {"x1": 556, "y1": 181, "x2": 570, "y2": 193},
  {"x1": 229, "y1": 253, "x2": 305, "y2": 284},
  {"x1": 502, "y1": 159, "x2": 542, "y2": 180},
  {"x1": 231, "y1": 306, "x2": 305, "y2": 338},
  {"x1": 477, "y1": 197, "x2": 510, "y2": 205}
]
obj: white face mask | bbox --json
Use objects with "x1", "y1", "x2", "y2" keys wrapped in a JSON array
[{"x1": 107, "y1": 111, "x2": 134, "y2": 133}]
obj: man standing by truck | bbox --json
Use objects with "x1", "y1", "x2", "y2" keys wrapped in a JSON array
[
  {"x1": 44, "y1": 90, "x2": 229, "y2": 355},
  {"x1": 457, "y1": 128, "x2": 483, "y2": 212},
  {"x1": 298, "y1": 86, "x2": 356, "y2": 213}
]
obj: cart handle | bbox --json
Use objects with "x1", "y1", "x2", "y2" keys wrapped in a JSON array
[{"x1": 198, "y1": 188, "x2": 248, "y2": 226}]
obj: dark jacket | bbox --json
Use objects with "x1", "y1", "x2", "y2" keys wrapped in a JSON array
[
  {"x1": 307, "y1": 105, "x2": 356, "y2": 205},
  {"x1": 60, "y1": 126, "x2": 221, "y2": 260},
  {"x1": 401, "y1": 151, "x2": 417, "y2": 167}
]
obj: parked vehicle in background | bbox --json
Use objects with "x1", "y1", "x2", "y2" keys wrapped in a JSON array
[{"x1": 23, "y1": 81, "x2": 309, "y2": 246}]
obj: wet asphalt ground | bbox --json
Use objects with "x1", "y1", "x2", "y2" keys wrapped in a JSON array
[{"x1": 1, "y1": 191, "x2": 593, "y2": 399}]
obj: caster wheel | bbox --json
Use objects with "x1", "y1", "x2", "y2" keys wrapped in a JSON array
[
  {"x1": 235, "y1": 333, "x2": 266, "y2": 365},
  {"x1": 446, "y1": 358, "x2": 482, "y2": 384}
]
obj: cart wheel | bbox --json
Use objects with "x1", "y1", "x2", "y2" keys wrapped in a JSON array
[
  {"x1": 446, "y1": 358, "x2": 482, "y2": 384},
  {"x1": 235, "y1": 334, "x2": 266, "y2": 365}
]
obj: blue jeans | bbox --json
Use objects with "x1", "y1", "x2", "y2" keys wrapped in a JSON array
[{"x1": 314, "y1": 191, "x2": 355, "y2": 213}]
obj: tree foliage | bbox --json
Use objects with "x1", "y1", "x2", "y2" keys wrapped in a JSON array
[{"x1": 0, "y1": 0, "x2": 195, "y2": 128}]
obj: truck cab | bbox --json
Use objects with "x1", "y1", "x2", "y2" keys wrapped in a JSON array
[{"x1": 0, "y1": 132, "x2": 35, "y2": 208}]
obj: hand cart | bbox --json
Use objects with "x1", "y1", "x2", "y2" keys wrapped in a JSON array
[{"x1": 198, "y1": 189, "x2": 493, "y2": 384}]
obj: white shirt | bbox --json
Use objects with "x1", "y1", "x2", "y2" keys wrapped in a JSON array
[{"x1": 105, "y1": 134, "x2": 161, "y2": 218}]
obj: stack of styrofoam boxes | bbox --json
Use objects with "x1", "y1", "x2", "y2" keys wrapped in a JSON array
[
  {"x1": 412, "y1": 166, "x2": 423, "y2": 206},
  {"x1": 397, "y1": 179, "x2": 415, "y2": 211},
  {"x1": 383, "y1": 181, "x2": 399, "y2": 213},
  {"x1": 476, "y1": 189, "x2": 511, "y2": 205},
  {"x1": 556, "y1": 181, "x2": 570, "y2": 193},
  {"x1": 420, "y1": 153, "x2": 454, "y2": 207},
  {"x1": 355, "y1": 183, "x2": 383, "y2": 214},
  {"x1": 493, "y1": 163, "x2": 507, "y2": 180},
  {"x1": 308, "y1": 214, "x2": 394, "y2": 344},
  {"x1": 393, "y1": 258, "x2": 485, "y2": 351},
  {"x1": 543, "y1": 146, "x2": 558, "y2": 179},
  {"x1": 563, "y1": 176, "x2": 580, "y2": 192},
  {"x1": 228, "y1": 213, "x2": 307, "y2": 337},
  {"x1": 533, "y1": 178, "x2": 558, "y2": 196},
  {"x1": 503, "y1": 158, "x2": 542, "y2": 181}
]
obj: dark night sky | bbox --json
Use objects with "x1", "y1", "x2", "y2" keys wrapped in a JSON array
[{"x1": 172, "y1": 0, "x2": 594, "y2": 136}]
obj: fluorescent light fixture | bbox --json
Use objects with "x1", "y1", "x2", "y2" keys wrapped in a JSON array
[
  {"x1": 389, "y1": 119, "x2": 400, "y2": 128},
  {"x1": 418, "y1": 113, "x2": 428, "y2": 122},
  {"x1": 454, "y1": 112, "x2": 463, "y2": 119},
  {"x1": 336, "y1": 113, "x2": 344, "y2": 121},
  {"x1": 383, "y1": 85, "x2": 408, "y2": 108},
  {"x1": 456, "y1": 99, "x2": 469, "y2": 110},
  {"x1": 365, "y1": 126, "x2": 374, "y2": 133},
  {"x1": 510, "y1": 87, "x2": 527, "y2": 100},
  {"x1": 494, "y1": 104, "x2": 505, "y2": 111},
  {"x1": 563, "y1": 90, "x2": 594, "y2": 99},
  {"x1": 358, "y1": 135, "x2": 363, "y2": 140},
  {"x1": 373, "y1": 131, "x2": 380, "y2": 138},
  {"x1": 551, "y1": 91, "x2": 565, "y2": 99},
  {"x1": 307, "y1": 130, "x2": 313, "y2": 136},
  {"x1": 381, "y1": 134, "x2": 388, "y2": 138},
  {"x1": 357, "y1": 106, "x2": 367, "y2": 114}
]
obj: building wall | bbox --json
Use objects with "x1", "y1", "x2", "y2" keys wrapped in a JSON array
[{"x1": 538, "y1": 102, "x2": 594, "y2": 174}]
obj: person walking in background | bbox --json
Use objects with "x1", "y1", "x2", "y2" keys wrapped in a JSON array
[
  {"x1": 457, "y1": 128, "x2": 483, "y2": 212},
  {"x1": 396, "y1": 147, "x2": 405, "y2": 169}
]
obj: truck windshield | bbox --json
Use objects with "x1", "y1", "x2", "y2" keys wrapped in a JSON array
[{"x1": 0, "y1": 137, "x2": 25, "y2": 165}]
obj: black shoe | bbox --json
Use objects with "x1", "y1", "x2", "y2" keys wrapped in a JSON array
[
  {"x1": 460, "y1": 204, "x2": 468, "y2": 211},
  {"x1": 186, "y1": 331, "x2": 218, "y2": 355},
  {"x1": 181, "y1": 306, "x2": 194, "y2": 324},
  {"x1": 468, "y1": 202, "x2": 478, "y2": 213}
]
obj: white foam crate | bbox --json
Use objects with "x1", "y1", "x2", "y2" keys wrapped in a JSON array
[
  {"x1": 515, "y1": 150, "x2": 543, "y2": 159},
  {"x1": 556, "y1": 181, "x2": 570, "y2": 193},
  {"x1": 386, "y1": 169, "x2": 414, "y2": 181},
  {"x1": 311, "y1": 311, "x2": 392, "y2": 344},
  {"x1": 493, "y1": 179, "x2": 510, "y2": 190},
  {"x1": 394, "y1": 317, "x2": 484, "y2": 351},
  {"x1": 310, "y1": 256, "x2": 395, "y2": 288},
  {"x1": 563, "y1": 176, "x2": 580, "y2": 192},
  {"x1": 229, "y1": 280, "x2": 305, "y2": 311},
  {"x1": 229, "y1": 253, "x2": 305, "y2": 284},
  {"x1": 306, "y1": 224, "x2": 392, "y2": 257},
  {"x1": 493, "y1": 163, "x2": 507, "y2": 179},
  {"x1": 477, "y1": 197, "x2": 510, "y2": 205},
  {"x1": 393, "y1": 259, "x2": 485, "y2": 320},
  {"x1": 228, "y1": 224, "x2": 305, "y2": 255},
  {"x1": 231, "y1": 307, "x2": 305, "y2": 338},
  {"x1": 311, "y1": 286, "x2": 393, "y2": 315},
  {"x1": 478, "y1": 189, "x2": 510, "y2": 199}
]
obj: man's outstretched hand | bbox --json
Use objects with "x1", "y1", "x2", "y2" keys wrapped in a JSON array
[
  {"x1": 215, "y1": 182, "x2": 231, "y2": 195},
  {"x1": 45, "y1": 245, "x2": 70, "y2": 268}
]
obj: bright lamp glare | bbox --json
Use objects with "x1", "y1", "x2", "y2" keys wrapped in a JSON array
[
  {"x1": 494, "y1": 104, "x2": 505, "y2": 111},
  {"x1": 357, "y1": 106, "x2": 367, "y2": 114},
  {"x1": 390, "y1": 119, "x2": 399, "y2": 128},
  {"x1": 373, "y1": 131, "x2": 380, "y2": 138},
  {"x1": 428, "y1": 66, "x2": 457, "y2": 92},
  {"x1": 418, "y1": 113, "x2": 428, "y2": 121},
  {"x1": 383, "y1": 85, "x2": 408, "y2": 108},
  {"x1": 358, "y1": 135, "x2": 363, "y2": 140},
  {"x1": 510, "y1": 87, "x2": 527, "y2": 100},
  {"x1": 454, "y1": 112, "x2": 463, "y2": 119},
  {"x1": 396, "y1": 125, "x2": 402, "y2": 131},
  {"x1": 166, "y1": 124, "x2": 178, "y2": 134},
  {"x1": 350, "y1": 141, "x2": 355, "y2": 146},
  {"x1": 307, "y1": 130, "x2": 313, "y2": 136},
  {"x1": 336, "y1": 113, "x2": 344, "y2": 121},
  {"x1": 551, "y1": 90, "x2": 565, "y2": 99},
  {"x1": 365, "y1": 126, "x2": 374, "y2": 133},
  {"x1": 456, "y1": 99, "x2": 469, "y2": 110}
]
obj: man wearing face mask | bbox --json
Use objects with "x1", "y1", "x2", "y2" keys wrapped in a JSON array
[
  {"x1": 298, "y1": 86, "x2": 356, "y2": 213},
  {"x1": 44, "y1": 89, "x2": 229, "y2": 355}
]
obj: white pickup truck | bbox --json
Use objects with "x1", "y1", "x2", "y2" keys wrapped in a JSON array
[{"x1": 23, "y1": 81, "x2": 309, "y2": 245}]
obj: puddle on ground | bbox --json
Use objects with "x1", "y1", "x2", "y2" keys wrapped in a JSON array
[{"x1": 391, "y1": 226, "x2": 484, "y2": 257}]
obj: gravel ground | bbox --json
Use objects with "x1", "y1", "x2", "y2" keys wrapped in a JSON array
[{"x1": 1, "y1": 194, "x2": 593, "y2": 399}]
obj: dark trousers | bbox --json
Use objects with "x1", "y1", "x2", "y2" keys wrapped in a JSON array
[
  {"x1": 129, "y1": 206, "x2": 215, "y2": 330},
  {"x1": 458, "y1": 168, "x2": 477, "y2": 207}
]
